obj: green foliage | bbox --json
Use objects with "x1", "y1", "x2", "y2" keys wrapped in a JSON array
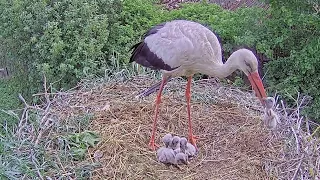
[
  {"x1": 0, "y1": 79, "x2": 21, "y2": 110},
  {"x1": 263, "y1": 0, "x2": 320, "y2": 120},
  {"x1": 0, "y1": 106, "x2": 99, "y2": 179},
  {"x1": 0, "y1": 122, "x2": 46, "y2": 179},
  {"x1": 0, "y1": 78, "x2": 23, "y2": 132},
  {"x1": 67, "y1": 131, "x2": 100, "y2": 160},
  {"x1": 0, "y1": 0, "x2": 121, "y2": 92},
  {"x1": 108, "y1": 0, "x2": 164, "y2": 63}
]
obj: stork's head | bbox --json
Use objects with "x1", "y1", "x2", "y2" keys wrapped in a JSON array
[
  {"x1": 162, "y1": 133, "x2": 173, "y2": 148},
  {"x1": 179, "y1": 137, "x2": 188, "y2": 150},
  {"x1": 171, "y1": 136, "x2": 180, "y2": 148},
  {"x1": 232, "y1": 49, "x2": 267, "y2": 106}
]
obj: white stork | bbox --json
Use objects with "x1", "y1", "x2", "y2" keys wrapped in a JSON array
[{"x1": 130, "y1": 20, "x2": 267, "y2": 151}]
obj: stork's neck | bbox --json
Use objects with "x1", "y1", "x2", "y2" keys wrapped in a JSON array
[{"x1": 201, "y1": 54, "x2": 240, "y2": 78}]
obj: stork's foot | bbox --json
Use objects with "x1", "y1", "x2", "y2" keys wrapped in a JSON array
[
  {"x1": 188, "y1": 134, "x2": 198, "y2": 149},
  {"x1": 148, "y1": 139, "x2": 159, "y2": 151}
]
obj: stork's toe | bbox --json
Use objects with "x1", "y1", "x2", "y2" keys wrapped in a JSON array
[
  {"x1": 148, "y1": 139, "x2": 159, "y2": 151},
  {"x1": 188, "y1": 135, "x2": 198, "y2": 149}
]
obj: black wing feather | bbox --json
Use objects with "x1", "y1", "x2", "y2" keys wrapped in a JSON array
[
  {"x1": 129, "y1": 22, "x2": 176, "y2": 71},
  {"x1": 143, "y1": 22, "x2": 166, "y2": 38}
]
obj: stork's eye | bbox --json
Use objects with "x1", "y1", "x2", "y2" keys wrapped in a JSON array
[{"x1": 244, "y1": 61, "x2": 253, "y2": 72}]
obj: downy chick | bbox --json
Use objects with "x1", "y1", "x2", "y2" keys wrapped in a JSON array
[
  {"x1": 180, "y1": 137, "x2": 197, "y2": 158},
  {"x1": 175, "y1": 152, "x2": 189, "y2": 165},
  {"x1": 157, "y1": 147, "x2": 175, "y2": 165},
  {"x1": 162, "y1": 133, "x2": 173, "y2": 148},
  {"x1": 263, "y1": 97, "x2": 275, "y2": 110},
  {"x1": 170, "y1": 136, "x2": 181, "y2": 154},
  {"x1": 263, "y1": 108, "x2": 279, "y2": 130},
  {"x1": 262, "y1": 97, "x2": 279, "y2": 130}
]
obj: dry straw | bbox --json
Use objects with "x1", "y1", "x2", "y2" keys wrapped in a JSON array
[{"x1": 16, "y1": 74, "x2": 319, "y2": 179}]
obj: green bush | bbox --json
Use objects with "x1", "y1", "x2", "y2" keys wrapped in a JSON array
[
  {"x1": 108, "y1": 0, "x2": 164, "y2": 64},
  {"x1": 263, "y1": 0, "x2": 320, "y2": 120},
  {"x1": 0, "y1": 78, "x2": 24, "y2": 134},
  {"x1": 0, "y1": 0, "x2": 121, "y2": 92}
]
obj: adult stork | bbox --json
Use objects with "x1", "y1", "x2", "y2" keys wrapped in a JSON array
[{"x1": 130, "y1": 20, "x2": 267, "y2": 151}]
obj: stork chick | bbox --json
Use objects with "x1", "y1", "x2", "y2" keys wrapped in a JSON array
[
  {"x1": 175, "y1": 152, "x2": 189, "y2": 165},
  {"x1": 156, "y1": 147, "x2": 176, "y2": 165},
  {"x1": 180, "y1": 137, "x2": 197, "y2": 158},
  {"x1": 262, "y1": 97, "x2": 278, "y2": 130},
  {"x1": 263, "y1": 108, "x2": 279, "y2": 130},
  {"x1": 157, "y1": 147, "x2": 188, "y2": 166},
  {"x1": 170, "y1": 136, "x2": 181, "y2": 154},
  {"x1": 263, "y1": 97, "x2": 275, "y2": 110},
  {"x1": 162, "y1": 133, "x2": 173, "y2": 148},
  {"x1": 170, "y1": 136, "x2": 180, "y2": 149}
]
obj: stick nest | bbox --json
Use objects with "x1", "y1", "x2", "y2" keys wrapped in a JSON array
[
  {"x1": 49, "y1": 75, "x2": 282, "y2": 179},
  {"x1": 18, "y1": 75, "x2": 319, "y2": 179}
]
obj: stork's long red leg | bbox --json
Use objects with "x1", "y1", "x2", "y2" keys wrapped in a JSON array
[
  {"x1": 148, "y1": 76, "x2": 167, "y2": 151},
  {"x1": 186, "y1": 76, "x2": 198, "y2": 148}
]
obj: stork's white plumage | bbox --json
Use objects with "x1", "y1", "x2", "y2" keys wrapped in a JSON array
[{"x1": 130, "y1": 20, "x2": 267, "y2": 151}]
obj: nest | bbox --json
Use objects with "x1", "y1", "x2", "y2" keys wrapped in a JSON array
[
  {"x1": 16, "y1": 74, "x2": 319, "y2": 179},
  {"x1": 49, "y1": 75, "x2": 281, "y2": 179}
]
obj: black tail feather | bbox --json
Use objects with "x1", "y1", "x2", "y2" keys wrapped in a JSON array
[
  {"x1": 135, "y1": 76, "x2": 173, "y2": 98},
  {"x1": 129, "y1": 42, "x2": 142, "y2": 63}
]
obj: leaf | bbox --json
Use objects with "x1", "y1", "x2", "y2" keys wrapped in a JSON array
[
  {"x1": 70, "y1": 147, "x2": 87, "y2": 160},
  {"x1": 81, "y1": 131, "x2": 100, "y2": 147}
]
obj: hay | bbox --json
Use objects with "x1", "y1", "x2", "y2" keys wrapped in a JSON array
[
  {"x1": 49, "y1": 75, "x2": 280, "y2": 179},
  {"x1": 16, "y1": 74, "x2": 319, "y2": 179}
]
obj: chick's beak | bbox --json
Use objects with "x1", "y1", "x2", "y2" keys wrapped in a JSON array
[{"x1": 247, "y1": 71, "x2": 267, "y2": 106}]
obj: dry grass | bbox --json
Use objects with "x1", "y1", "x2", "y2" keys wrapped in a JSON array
[
  {"x1": 12, "y1": 74, "x2": 319, "y2": 179},
  {"x1": 49, "y1": 75, "x2": 281, "y2": 179}
]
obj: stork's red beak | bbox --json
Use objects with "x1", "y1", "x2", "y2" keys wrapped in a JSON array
[{"x1": 247, "y1": 72, "x2": 267, "y2": 106}]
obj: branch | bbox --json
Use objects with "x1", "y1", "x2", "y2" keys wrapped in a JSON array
[
  {"x1": 291, "y1": 126, "x2": 300, "y2": 155},
  {"x1": 291, "y1": 154, "x2": 304, "y2": 180},
  {"x1": 42, "y1": 73, "x2": 50, "y2": 104}
]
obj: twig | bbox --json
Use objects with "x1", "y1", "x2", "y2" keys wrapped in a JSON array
[
  {"x1": 309, "y1": 126, "x2": 320, "y2": 139},
  {"x1": 43, "y1": 73, "x2": 51, "y2": 104},
  {"x1": 32, "y1": 92, "x2": 64, "y2": 96},
  {"x1": 291, "y1": 154, "x2": 304, "y2": 180},
  {"x1": 17, "y1": 107, "x2": 27, "y2": 136},
  {"x1": 31, "y1": 153, "x2": 44, "y2": 180},
  {"x1": 291, "y1": 126, "x2": 300, "y2": 155},
  {"x1": 40, "y1": 102, "x2": 52, "y2": 126},
  {"x1": 34, "y1": 113, "x2": 52, "y2": 145},
  {"x1": 305, "y1": 118, "x2": 311, "y2": 136}
]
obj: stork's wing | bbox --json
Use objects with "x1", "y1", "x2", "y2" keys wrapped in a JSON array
[
  {"x1": 130, "y1": 20, "x2": 223, "y2": 70},
  {"x1": 129, "y1": 41, "x2": 176, "y2": 71},
  {"x1": 143, "y1": 20, "x2": 223, "y2": 68}
]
